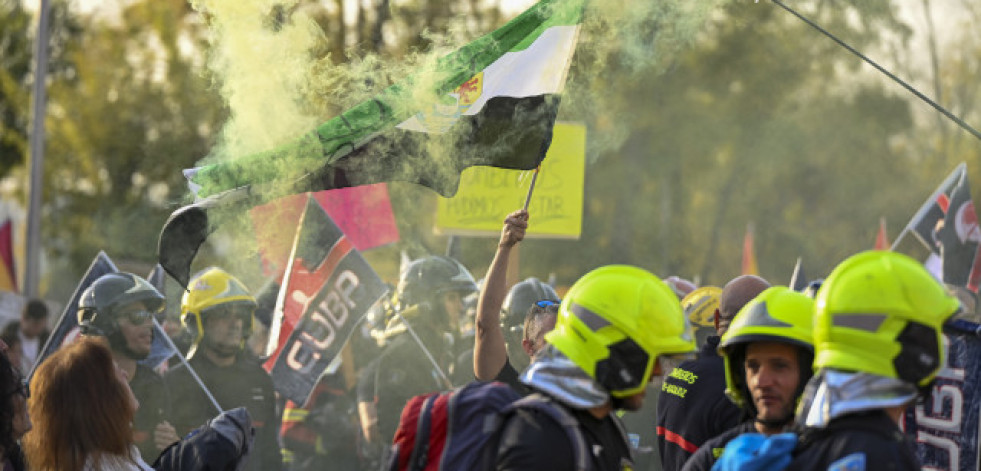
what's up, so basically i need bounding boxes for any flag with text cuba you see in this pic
[264,195,388,405]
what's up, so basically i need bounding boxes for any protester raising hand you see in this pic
[474,210,529,383]
[500,209,529,249]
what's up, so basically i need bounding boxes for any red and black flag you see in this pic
[264,195,388,405]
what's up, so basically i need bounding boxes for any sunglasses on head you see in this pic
[535,300,559,308]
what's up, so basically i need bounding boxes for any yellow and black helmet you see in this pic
[181,267,256,350]
[814,251,959,389]
[546,265,695,398]
[682,286,722,328]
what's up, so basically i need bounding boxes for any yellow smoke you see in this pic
[191,0,323,165]
[190,0,729,271]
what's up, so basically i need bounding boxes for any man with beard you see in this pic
[681,286,814,471]
[166,267,282,471]
[77,272,180,463]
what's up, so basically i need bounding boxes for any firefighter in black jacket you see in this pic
[166,267,282,471]
[785,251,959,471]
[681,286,815,471]
[713,251,960,471]
[493,265,697,471]
[655,275,769,470]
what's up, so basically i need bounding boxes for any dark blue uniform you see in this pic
[680,422,756,471]
[785,411,919,471]
[654,336,742,471]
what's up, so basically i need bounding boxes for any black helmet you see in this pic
[395,256,477,311]
[501,277,560,333]
[78,272,165,357]
[802,278,823,298]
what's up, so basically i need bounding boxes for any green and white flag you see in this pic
[186,0,585,200]
[161,0,585,288]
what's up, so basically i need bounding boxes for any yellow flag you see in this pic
[435,122,585,239]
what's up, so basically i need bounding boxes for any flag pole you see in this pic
[264,195,310,359]
[393,312,453,389]
[523,166,541,211]
[890,226,910,252]
[153,318,224,414]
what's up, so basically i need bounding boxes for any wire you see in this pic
[771,0,981,142]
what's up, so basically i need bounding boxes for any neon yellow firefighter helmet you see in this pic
[682,286,722,328]
[181,267,256,350]
[719,286,815,408]
[545,265,695,398]
[814,251,959,387]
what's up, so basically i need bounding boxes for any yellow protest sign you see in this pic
[436,122,585,239]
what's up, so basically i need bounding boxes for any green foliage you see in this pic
[0,0,33,175]
[3,0,980,300]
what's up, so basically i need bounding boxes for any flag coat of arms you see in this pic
[160,0,585,288]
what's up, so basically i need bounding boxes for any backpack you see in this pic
[385,381,594,471]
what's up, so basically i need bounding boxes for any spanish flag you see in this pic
[0,219,16,292]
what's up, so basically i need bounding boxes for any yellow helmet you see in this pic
[719,286,815,409]
[545,265,695,398]
[682,286,722,328]
[814,251,959,388]
[181,267,256,350]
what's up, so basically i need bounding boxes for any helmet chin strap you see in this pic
[119,344,150,361]
[108,331,151,361]
[203,335,241,359]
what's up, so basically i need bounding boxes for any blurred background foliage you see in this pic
[0,0,979,303]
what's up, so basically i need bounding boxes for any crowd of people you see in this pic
[0,207,965,470]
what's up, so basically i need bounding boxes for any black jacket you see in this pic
[356,328,456,445]
[492,357,532,396]
[655,336,742,471]
[785,410,920,471]
[131,363,172,463]
[494,396,633,471]
[166,352,281,471]
[680,421,757,471]
[153,407,253,471]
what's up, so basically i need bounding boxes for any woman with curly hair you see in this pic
[23,337,151,470]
